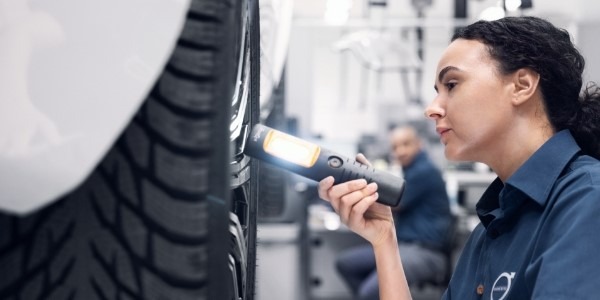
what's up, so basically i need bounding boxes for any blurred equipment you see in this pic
[307,206,369,300]
[332,0,429,110]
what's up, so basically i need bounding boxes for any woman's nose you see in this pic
[425,99,445,120]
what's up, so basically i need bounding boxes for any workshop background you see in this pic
[256,1,600,300]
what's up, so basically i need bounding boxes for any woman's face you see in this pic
[426,39,515,163]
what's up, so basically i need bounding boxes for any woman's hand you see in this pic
[318,153,396,246]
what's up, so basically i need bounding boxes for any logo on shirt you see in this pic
[491,272,516,300]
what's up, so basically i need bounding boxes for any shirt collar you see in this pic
[476,130,580,227]
[505,130,580,206]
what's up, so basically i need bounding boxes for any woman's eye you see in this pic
[445,82,457,90]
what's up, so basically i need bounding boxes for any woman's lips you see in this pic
[436,127,451,142]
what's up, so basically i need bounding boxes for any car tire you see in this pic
[0,0,259,299]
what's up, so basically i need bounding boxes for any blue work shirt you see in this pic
[444,130,600,299]
[394,151,451,250]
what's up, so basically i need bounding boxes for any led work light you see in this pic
[244,124,405,207]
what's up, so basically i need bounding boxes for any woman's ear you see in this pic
[512,68,541,106]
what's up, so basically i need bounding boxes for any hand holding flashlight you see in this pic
[317,153,385,216]
[244,124,405,207]
[317,173,398,246]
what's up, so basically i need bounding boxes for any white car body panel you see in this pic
[0,0,294,215]
[259,0,293,111]
[0,0,190,214]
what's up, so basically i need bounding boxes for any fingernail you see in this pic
[368,182,378,189]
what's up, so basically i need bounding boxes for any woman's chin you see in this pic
[443,147,466,162]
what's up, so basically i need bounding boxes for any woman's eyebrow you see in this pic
[434,66,460,92]
[438,66,460,83]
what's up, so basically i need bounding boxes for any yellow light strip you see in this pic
[263,130,321,168]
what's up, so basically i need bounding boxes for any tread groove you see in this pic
[150,86,217,119]
[0,221,74,298]
[37,256,75,300]
[0,204,59,256]
[90,277,111,300]
[145,99,215,152]
[92,172,208,244]
[156,71,217,113]
[89,245,140,299]
[186,11,223,24]
[90,235,207,289]
[177,38,219,52]
[165,64,214,82]
[116,140,209,201]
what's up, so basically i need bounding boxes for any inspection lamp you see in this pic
[244,124,405,207]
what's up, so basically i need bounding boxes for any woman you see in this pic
[318,16,600,300]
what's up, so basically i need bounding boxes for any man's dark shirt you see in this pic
[394,151,452,250]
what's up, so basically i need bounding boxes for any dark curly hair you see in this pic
[453,16,600,159]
